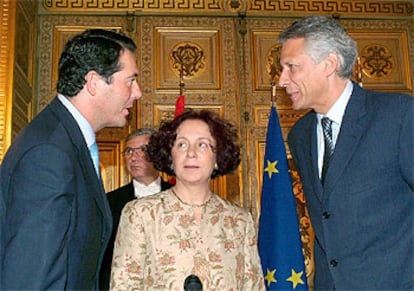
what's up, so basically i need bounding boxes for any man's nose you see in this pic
[132,82,142,100]
[278,68,289,88]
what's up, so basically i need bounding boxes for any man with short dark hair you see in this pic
[0,29,142,289]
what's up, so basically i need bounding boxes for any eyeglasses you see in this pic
[122,145,147,157]
[173,140,216,153]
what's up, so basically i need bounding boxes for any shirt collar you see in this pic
[133,177,162,198]
[317,80,353,125]
[133,176,162,188]
[58,94,95,147]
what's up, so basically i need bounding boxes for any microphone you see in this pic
[184,274,202,291]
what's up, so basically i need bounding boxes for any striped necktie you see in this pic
[89,142,101,178]
[321,117,334,183]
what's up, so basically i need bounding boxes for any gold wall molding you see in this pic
[41,0,413,18]
[0,0,15,161]
[11,0,37,139]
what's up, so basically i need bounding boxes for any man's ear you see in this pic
[324,52,339,77]
[85,70,99,95]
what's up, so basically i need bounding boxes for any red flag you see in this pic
[169,94,184,185]
[174,95,185,118]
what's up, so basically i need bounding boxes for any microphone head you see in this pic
[184,274,202,291]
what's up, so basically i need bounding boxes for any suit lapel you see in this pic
[127,182,135,200]
[49,98,113,234]
[323,85,368,198]
[307,116,324,202]
[295,113,324,202]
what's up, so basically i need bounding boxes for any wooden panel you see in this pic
[350,30,412,93]
[98,141,123,193]
[153,104,224,125]
[13,0,37,136]
[251,31,282,91]
[154,28,221,91]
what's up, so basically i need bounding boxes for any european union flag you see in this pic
[258,105,308,290]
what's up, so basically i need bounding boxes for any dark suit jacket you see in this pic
[288,83,413,289]
[99,179,172,290]
[0,97,112,290]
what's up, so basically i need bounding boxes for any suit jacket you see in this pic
[99,179,172,290]
[0,97,112,290]
[288,83,413,289]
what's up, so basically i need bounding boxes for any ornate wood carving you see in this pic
[41,0,413,18]
[362,44,394,79]
[154,28,220,91]
[350,30,412,92]
[170,42,206,78]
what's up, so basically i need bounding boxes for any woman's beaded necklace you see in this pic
[171,188,211,208]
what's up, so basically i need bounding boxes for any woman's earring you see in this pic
[214,163,219,170]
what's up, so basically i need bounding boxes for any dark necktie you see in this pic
[321,117,334,183]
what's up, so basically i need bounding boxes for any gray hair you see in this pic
[278,15,357,78]
[125,128,156,143]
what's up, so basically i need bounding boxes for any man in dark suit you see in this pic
[0,29,142,289]
[278,16,413,289]
[100,128,172,289]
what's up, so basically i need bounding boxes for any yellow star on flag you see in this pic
[264,268,277,287]
[264,159,279,179]
[286,268,305,289]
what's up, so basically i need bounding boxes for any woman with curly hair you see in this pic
[110,110,265,290]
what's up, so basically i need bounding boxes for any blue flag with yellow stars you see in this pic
[258,105,308,290]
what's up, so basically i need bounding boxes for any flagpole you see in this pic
[174,64,185,118]
[270,81,277,107]
[179,64,185,96]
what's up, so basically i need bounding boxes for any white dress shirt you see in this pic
[133,176,162,198]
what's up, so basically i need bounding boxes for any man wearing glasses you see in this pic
[99,128,172,290]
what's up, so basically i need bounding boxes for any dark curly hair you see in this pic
[147,109,241,179]
[57,29,137,97]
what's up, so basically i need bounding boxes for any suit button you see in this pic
[330,259,338,267]
[323,211,330,219]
